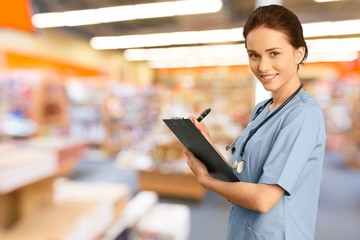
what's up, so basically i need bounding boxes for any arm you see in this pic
[185,150,284,213]
[186,115,284,212]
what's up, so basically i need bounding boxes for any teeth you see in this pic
[262,74,276,80]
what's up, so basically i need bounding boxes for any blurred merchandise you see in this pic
[0,114,37,137]
[65,79,161,158]
[25,136,87,175]
[0,69,69,139]
[65,77,109,151]
[104,191,191,240]
[133,203,190,240]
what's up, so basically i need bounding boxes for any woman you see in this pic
[185,4,326,240]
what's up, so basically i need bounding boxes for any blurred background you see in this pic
[0,0,359,239]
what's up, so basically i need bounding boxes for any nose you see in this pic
[259,57,271,72]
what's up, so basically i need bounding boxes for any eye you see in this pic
[248,53,260,60]
[270,51,279,57]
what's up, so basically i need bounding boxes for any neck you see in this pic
[270,82,303,110]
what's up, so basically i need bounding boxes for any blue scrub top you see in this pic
[227,91,326,240]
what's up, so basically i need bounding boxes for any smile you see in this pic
[260,74,277,82]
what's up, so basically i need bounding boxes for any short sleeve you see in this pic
[259,106,324,196]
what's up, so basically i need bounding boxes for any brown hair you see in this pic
[243,4,308,65]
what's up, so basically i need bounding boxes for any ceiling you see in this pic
[31,0,360,41]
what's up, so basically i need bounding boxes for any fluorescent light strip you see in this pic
[124,44,250,68]
[127,44,249,68]
[123,38,360,68]
[307,38,360,52]
[314,0,344,2]
[124,44,247,61]
[307,51,358,63]
[149,57,248,68]
[32,0,223,28]
[91,28,244,49]
[90,19,360,50]
[302,19,360,38]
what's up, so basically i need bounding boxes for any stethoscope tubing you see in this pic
[238,83,304,159]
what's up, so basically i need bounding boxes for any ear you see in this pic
[295,46,306,64]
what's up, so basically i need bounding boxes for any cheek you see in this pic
[249,61,259,74]
[273,56,297,72]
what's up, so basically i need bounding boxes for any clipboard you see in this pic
[163,118,239,182]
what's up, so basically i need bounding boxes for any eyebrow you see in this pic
[247,47,282,53]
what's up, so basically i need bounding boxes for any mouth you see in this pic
[259,73,278,83]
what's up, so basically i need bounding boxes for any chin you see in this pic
[260,81,275,92]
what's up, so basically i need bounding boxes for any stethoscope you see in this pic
[228,83,304,174]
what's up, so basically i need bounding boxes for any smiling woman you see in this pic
[184,4,326,240]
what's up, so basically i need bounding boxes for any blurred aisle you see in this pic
[68,150,360,240]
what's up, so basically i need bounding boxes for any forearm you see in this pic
[199,175,284,213]
[184,149,284,213]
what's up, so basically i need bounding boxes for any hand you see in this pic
[184,149,211,184]
[188,116,214,145]
[189,115,225,158]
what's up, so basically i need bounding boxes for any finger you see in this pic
[184,149,194,159]
[192,117,203,129]
[199,121,210,134]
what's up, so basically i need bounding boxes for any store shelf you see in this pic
[0,201,111,240]
[0,137,87,232]
[138,169,206,201]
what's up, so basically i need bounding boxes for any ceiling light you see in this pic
[90,28,244,49]
[124,44,247,61]
[307,51,358,63]
[32,0,223,28]
[125,44,249,68]
[302,19,360,38]
[307,38,360,52]
[149,57,248,68]
[314,0,344,2]
[122,37,360,68]
[89,19,360,50]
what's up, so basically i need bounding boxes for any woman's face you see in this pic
[246,26,304,93]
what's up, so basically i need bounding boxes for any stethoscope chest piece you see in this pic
[233,159,245,174]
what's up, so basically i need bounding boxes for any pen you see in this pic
[197,108,211,122]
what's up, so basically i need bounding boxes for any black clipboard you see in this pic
[163,118,239,182]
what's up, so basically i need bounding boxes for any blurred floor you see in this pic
[315,151,360,240]
[68,150,360,240]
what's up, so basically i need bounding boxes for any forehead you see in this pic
[246,26,292,51]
